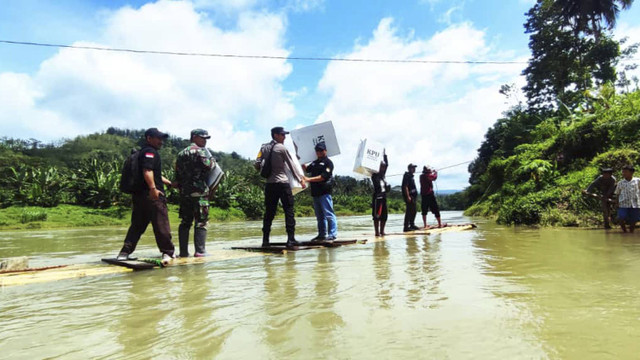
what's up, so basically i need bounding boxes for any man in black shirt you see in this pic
[117,128,176,262]
[303,142,338,241]
[402,163,419,232]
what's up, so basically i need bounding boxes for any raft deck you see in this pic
[1,225,475,287]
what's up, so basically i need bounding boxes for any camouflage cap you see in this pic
[190,129,211,139]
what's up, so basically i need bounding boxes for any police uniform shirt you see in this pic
[139,145,164,193]
[402,172,417,199]
[307,156,334,197]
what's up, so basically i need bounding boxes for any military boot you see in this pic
[178,224,191,257]
[194,227,207,256]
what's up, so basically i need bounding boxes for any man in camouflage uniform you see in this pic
[175,129,215,257]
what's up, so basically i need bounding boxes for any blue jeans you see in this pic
[312,194,338,238]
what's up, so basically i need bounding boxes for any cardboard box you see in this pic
[290,121,341,164]
[284,153,306,195]
[353,139,385,176]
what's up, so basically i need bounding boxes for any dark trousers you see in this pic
[120,193,175,256]
[404,198,417,228]
[263,183,296,241]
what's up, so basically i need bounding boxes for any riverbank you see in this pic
[0,203,409,231]
[0,204,247,231]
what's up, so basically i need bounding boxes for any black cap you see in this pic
[314,142,327,151]
[623,165,635,172]
[408,163,417,170]
[145,128,169,139]
[600,167,613,173]
[271,126,290,136]
[422,166,429,173]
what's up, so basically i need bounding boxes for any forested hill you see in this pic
[461,0,640,226]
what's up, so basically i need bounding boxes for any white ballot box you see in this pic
[353,139,385,176]
[285,153,306,195]
[290,121,341,164]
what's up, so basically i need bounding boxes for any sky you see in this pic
[1,0,640,189]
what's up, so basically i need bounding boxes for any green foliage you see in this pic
[71,159,125,208]
[516,159,556,184]
[235,186,264,220]
[20,209,47,223]
[522,0,624,110]
[591,148,640,172]
[8,166,66,207]
[464,87,640,226]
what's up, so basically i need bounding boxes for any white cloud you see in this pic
[0,0,294,157]
[193,0,323,13]
[616,22,640,85]
[316,18,525,189]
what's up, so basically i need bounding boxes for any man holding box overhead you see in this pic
[255,127,306,248]
[303,142,338,241]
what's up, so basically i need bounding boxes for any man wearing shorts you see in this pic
[614,165,640,233]
[420,166,442,228]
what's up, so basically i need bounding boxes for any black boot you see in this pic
[194,227,207,256]
[262,232,270,248]
[286,233,300,248]
[178,224,191,257]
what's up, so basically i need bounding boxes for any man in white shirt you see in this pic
[613,165,640,233]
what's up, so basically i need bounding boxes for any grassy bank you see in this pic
[0,204,245,231]
[0,197,411,231]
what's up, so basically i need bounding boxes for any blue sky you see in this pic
[1,0,640,189]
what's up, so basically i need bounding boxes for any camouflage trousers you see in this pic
[179,196,210,228]
[178,196,210,256]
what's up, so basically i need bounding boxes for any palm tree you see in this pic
[554,0,633,38]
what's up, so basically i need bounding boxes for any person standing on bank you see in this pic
[402,163,419,232]
[582,167,616,229]
[117,128,176,262]
[613,165,640,233]
[372,151,390,237]
[303,142,338,242]
[255,127,306,248]
[175,129,216,257]
[420,166,443,228]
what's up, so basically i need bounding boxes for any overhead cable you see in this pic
[0,40,528,64]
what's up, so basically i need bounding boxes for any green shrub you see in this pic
[591,148,640,173]
[20,209,48,223]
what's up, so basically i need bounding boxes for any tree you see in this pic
[555,0,633,38]
[522,0,622,110]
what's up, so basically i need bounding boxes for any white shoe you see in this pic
[161,253,175,266]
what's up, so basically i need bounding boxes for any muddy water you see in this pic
[1,212,639,359]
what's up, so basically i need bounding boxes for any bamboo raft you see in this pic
[0,224,476,287]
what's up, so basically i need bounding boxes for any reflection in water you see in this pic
[115,275,161,358]
[404,235,444,308]
[472,227,640,358]
[422,234,445,307]
[262,255,300,357]
[308,250,344,349]
[373,241,392,308]
[174,268,229,359]
[404,237,423,306]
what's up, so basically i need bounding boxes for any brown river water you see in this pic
[1,211,640,359]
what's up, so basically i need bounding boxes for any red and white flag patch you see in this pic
[145,152,155,158]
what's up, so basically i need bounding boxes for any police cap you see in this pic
[145,128,169,139]
[271,126,290,136]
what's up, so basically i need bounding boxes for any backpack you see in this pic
[119,148,143,194]
[259,143,275,178]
